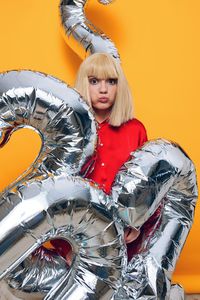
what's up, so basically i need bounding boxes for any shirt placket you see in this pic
[97,123,107,189]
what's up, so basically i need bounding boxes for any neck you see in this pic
[93,108,111,123]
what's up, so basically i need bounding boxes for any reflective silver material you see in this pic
[0,49,198,300]
[1,173,125,299]
[98,0,115,5]
[112,139,198,299]
[169,284,185,300]
[0,70,125,299]
[0,70,97,176]
[59,0,120,61]
[6,247,69,299]
[1,175,124,299]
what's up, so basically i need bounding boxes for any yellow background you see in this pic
[0,0,199,293]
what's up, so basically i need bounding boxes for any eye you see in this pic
[88,77,99,85]
[107,78,118,85]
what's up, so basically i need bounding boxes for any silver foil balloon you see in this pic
[0,70,97,176]
[1,174,125,300]
[111,139,198,299]
[0,70,125,299]
[0,3,198,299]
[29,140,199,299]
[0,76,198,299]
[59,0,120,61]
[169,284,185,300]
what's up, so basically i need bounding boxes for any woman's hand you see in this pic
[66,248,73,266]
[124,227,140,244]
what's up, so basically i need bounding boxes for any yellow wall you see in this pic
[0,0,199,293]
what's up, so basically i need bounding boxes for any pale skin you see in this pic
[88,76,117,123]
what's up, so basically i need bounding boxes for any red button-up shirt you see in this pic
[82,118,148,194]
[51,118,161,261]
[81,118,162,260]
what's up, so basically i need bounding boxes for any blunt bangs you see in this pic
[84,54,118,79]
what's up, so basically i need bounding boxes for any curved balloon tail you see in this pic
[59,0,120,61]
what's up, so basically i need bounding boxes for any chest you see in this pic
[96,124,139,165]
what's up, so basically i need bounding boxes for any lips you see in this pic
[98,97,109,103]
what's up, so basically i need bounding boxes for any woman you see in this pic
[52,53,155,261]
[75,52,148,245]
[75,53,147,197]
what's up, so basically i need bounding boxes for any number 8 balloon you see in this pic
[0,1,198,300]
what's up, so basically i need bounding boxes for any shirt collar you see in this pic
[97,117,109,129]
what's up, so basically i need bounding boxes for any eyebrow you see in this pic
[88,76,117,79]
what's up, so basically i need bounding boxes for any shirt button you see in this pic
[101,163,105,166]
[100,143,103,146]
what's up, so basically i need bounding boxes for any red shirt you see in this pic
[50,118,160,262]
[82,118,162,260]
[81,118,148,194]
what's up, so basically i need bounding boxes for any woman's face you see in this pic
[88,76,118,113]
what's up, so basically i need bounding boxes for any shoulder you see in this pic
[110,118,148,142]
[123,118,148,146]
[123,118,147,132]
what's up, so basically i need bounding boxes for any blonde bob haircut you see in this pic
[74,53,134,127]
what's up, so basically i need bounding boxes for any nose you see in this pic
[99,80,108,93]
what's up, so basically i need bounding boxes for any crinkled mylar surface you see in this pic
[0,0,198,299]
[0,70,198,300]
